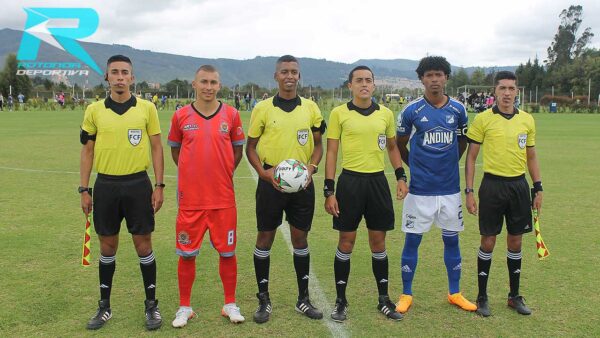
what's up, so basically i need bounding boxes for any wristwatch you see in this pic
[78,186,92,195]
[309,163,318,174]
[464,188,474,194]
[155,183,166,188]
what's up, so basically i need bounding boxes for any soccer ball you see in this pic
[274,159,309,193]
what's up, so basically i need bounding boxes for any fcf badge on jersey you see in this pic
[518,134,527,149]
[128,129,142,146]
[378,134,386,150]
[297,129,309,146]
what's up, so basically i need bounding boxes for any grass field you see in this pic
[1,107,599,337]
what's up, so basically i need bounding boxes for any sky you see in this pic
[3,0,600,67]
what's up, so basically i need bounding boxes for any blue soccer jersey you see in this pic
[396,96,468,196]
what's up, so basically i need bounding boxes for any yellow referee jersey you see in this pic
[467,106,536,177]
[82,97,161,175]
[327,102,396,173]
[248,96,323,166]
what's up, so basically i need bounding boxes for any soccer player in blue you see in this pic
[395,56,476,314]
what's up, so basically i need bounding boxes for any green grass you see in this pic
[0,108,599,337]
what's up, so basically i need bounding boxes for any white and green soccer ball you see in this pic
[274,159,309,193]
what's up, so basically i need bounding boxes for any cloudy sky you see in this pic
[3,0,600,67]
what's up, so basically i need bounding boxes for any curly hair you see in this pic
[416,56,451,79]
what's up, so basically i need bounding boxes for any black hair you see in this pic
[276,55,299,65]
[493,71,518,86]
[416,56,451,79]
[106,55,132,66]
[348,65,374,83]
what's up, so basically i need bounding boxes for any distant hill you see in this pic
[1,28,515,88]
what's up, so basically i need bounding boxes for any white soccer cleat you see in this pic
[172,306,196,328]
[222,303,245,323]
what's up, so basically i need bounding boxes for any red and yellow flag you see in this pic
[82,214,92,266]
[533,210,549,259]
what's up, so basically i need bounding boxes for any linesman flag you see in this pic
[82,214,92,266]
[533,210,549,259]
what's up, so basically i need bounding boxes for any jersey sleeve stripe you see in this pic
[168,140,181,147]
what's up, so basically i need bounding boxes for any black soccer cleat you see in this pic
[144,299,162,330]
[331,298,349,322]
[507,295,532,315]
[87,299,112,330]
[253,292,272,324]
[295,296,323,320]
[476,295,491,317]
[377,295,403,321]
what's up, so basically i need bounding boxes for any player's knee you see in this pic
[291,236,308,249]
[337,232,356,252]
[480,235,496,252]
[256,231,275,250]
[368,233,386,251]
[337,240,354,253]
[507,235,522,251]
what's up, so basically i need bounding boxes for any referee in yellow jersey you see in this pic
[324,66,408,322]
[79,55,165,330]
[465,71,543,317]
[246,55,325,323]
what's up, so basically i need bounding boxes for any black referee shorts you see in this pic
[478,173,532,236]
[333,169,395,232]
[255,165,315,232]
[93,171,155,236]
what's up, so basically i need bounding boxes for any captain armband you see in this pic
[80,128,96,145]
[456,124,468,137]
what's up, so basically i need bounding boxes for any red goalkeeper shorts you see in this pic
[175,207,237,258]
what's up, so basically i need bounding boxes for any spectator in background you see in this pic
[161,95,167,110]
[152,93,159,108]
[234,93,241,111]
[18,93,25,109]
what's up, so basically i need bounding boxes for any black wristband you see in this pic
[533,181,543,193]
[395,167,407,182]
[324,179,335,197]
[155,183,166,188]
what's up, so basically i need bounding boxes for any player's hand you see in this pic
[304,166,316,189]
[324,195,340,217]
[532,191,543,216]
[261,167,283,191]
[397,180,409,200]
[466,193,478,215]
[81,192,93,215]
[152,187,164,213]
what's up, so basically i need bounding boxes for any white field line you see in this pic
[243,155,350,338]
